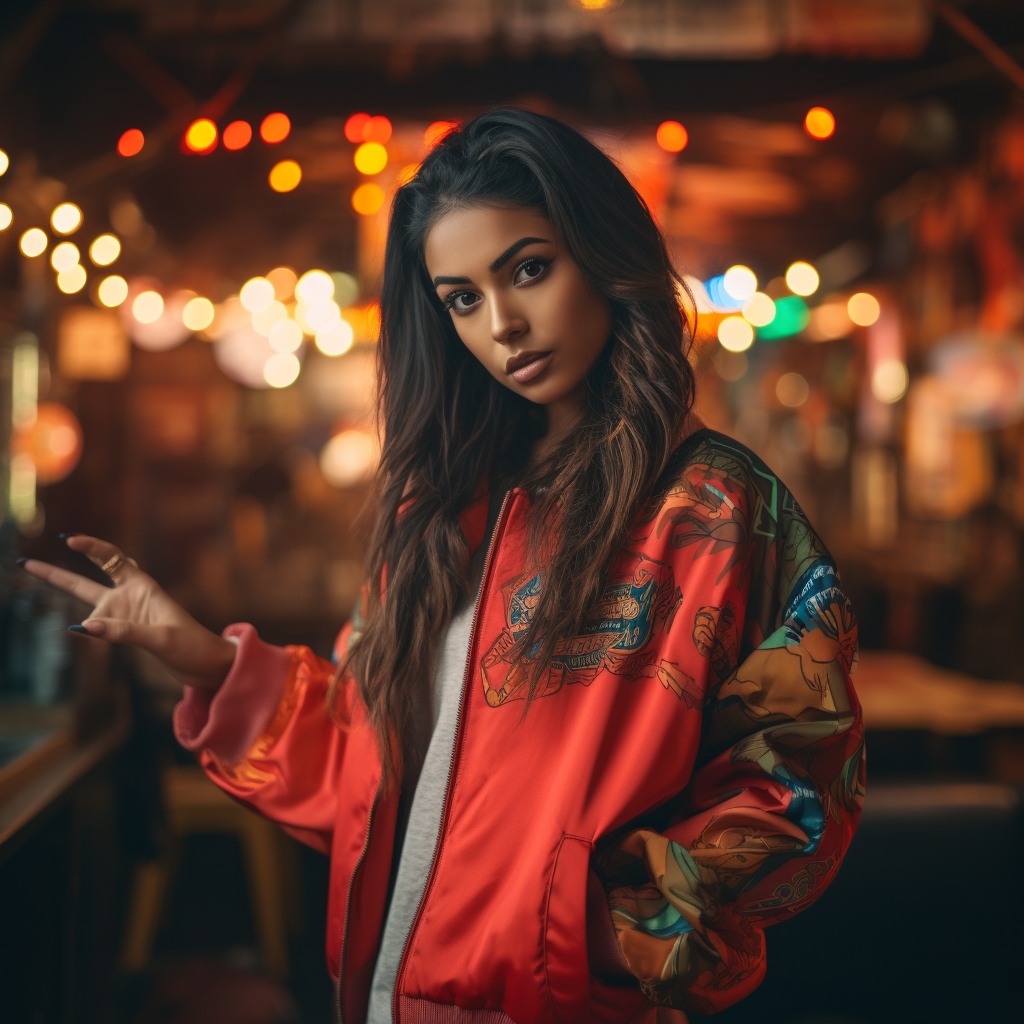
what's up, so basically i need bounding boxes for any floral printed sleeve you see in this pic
[597,439,865,1015]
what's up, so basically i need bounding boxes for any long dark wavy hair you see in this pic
[331,108,696,787]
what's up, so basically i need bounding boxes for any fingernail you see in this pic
[16,557,27,567]
[68,625,90,634]
[59,533,79,539]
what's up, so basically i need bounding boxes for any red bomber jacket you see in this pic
[174,428,864,1024]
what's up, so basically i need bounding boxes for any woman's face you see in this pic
[423,205,611,424]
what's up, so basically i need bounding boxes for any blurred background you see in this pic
[2,1,1024,1022]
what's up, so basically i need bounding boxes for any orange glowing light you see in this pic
[396,163,420,186]
[260,112,291,144]
[223,120,253,150]
[345,113,371,143]
[804,107,836,140]
[269,160,302,192]
[185,118,218,153]
[12,401,83,484]
[351,183,385,216]
[117,129,145,157]
[656,121,688,153]
[363,115,392,144]
[424,120,457,151]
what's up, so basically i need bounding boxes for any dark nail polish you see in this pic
[59,533,79,539]
[68,624,90,634]
[16,557,27,567]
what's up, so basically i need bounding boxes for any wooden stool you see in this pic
[121,765,291,979]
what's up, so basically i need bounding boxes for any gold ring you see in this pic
[101,552,130,576]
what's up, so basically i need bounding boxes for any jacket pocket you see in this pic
[543,833,593,1024]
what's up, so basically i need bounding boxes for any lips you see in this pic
[505,350,552,375]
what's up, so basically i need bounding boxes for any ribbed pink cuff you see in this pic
[173,622,292,765]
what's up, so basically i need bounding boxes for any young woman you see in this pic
[22,109,864,1024]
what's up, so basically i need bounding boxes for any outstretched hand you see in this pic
[19,534,237,692]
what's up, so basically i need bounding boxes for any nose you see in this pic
[489,293,527,344]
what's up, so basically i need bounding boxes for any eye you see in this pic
[513,257,551,286]
[443,290,481,315]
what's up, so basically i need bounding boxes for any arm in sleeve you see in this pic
[173,609,364,856]
[599,553,864,1015]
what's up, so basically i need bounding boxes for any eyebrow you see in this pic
[431,236,551,287]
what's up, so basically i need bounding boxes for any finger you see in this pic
[71,617,164,648]
[63,534,141,580]
[20,558,110,606]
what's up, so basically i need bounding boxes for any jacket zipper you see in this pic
[390,488,514,1024]
[335,782,383,1024]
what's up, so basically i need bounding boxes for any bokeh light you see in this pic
[804,107,836,140]
[295,270,334,304]
[807,301,853,341]
[344,113,371,143]
[51,203,82,235]
[57,265,87,294]
[741,292,776,328]
[320,429,377,487]
[223,120,253,150]
[240,276,275,313]
[89,234,120,266]
[776,372,810,407]
[0,149,8,175]
[51,242,80,272]
[718,316,755,353]
[19,228,47,257]
[269,318,303,353]
[363,116,392,144]
[331,272,359,307]
[722,265,757,302]
[352,182,385,215]
[267,266,298,300]
[0,203,12,230]
[396,163,419,187]
[424,120,457,151]
[132,290,164,324]
[12,402,83,485]
[848,291,881,326]
[185,118,218,153]
[264,351,301,388]
[757,295,810,339]
[117,129,144,157]
[785,261,820,296]
[656,121,688,153]
[269,160,302,192]
[872,358,909,403]
[354,142,388,175]
[303,299,341,333]
[260,113,291,144]
[252,300,287,336]
[316,319,354,356]
[182,296,215,331]
[97,275,128,307]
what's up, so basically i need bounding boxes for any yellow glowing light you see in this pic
[252,300,287,336]
[97,275,128,307]
[269,159,302,192]
[303,299,341,333]
[185,118,218,153]
[848,292,881,327]
[89,233,121,266]
[132,290,164,324]
[51,203,82,235]
[316,319,354,356]
[20,228,48,257]
[269,318,303,353]
[804,107,836,140]
[352,182,385,216]
[741,292,776,328]
[777,372,810,407]
[182,296,215,331]
[0,203,11,230]
[295,270,334,305]
[263,351,301,388]
[722,265,757,302]
[320,429,376,487]
[656,121,688,153]
[50,242,80,272]
[240,276,275,313]
[267,266,297,300]
[785,261,820,297]
[0,149,8,175]
[354,141,388,175]
[718,316,754,353]
[872,358,908,404]
[57,265,86,294]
